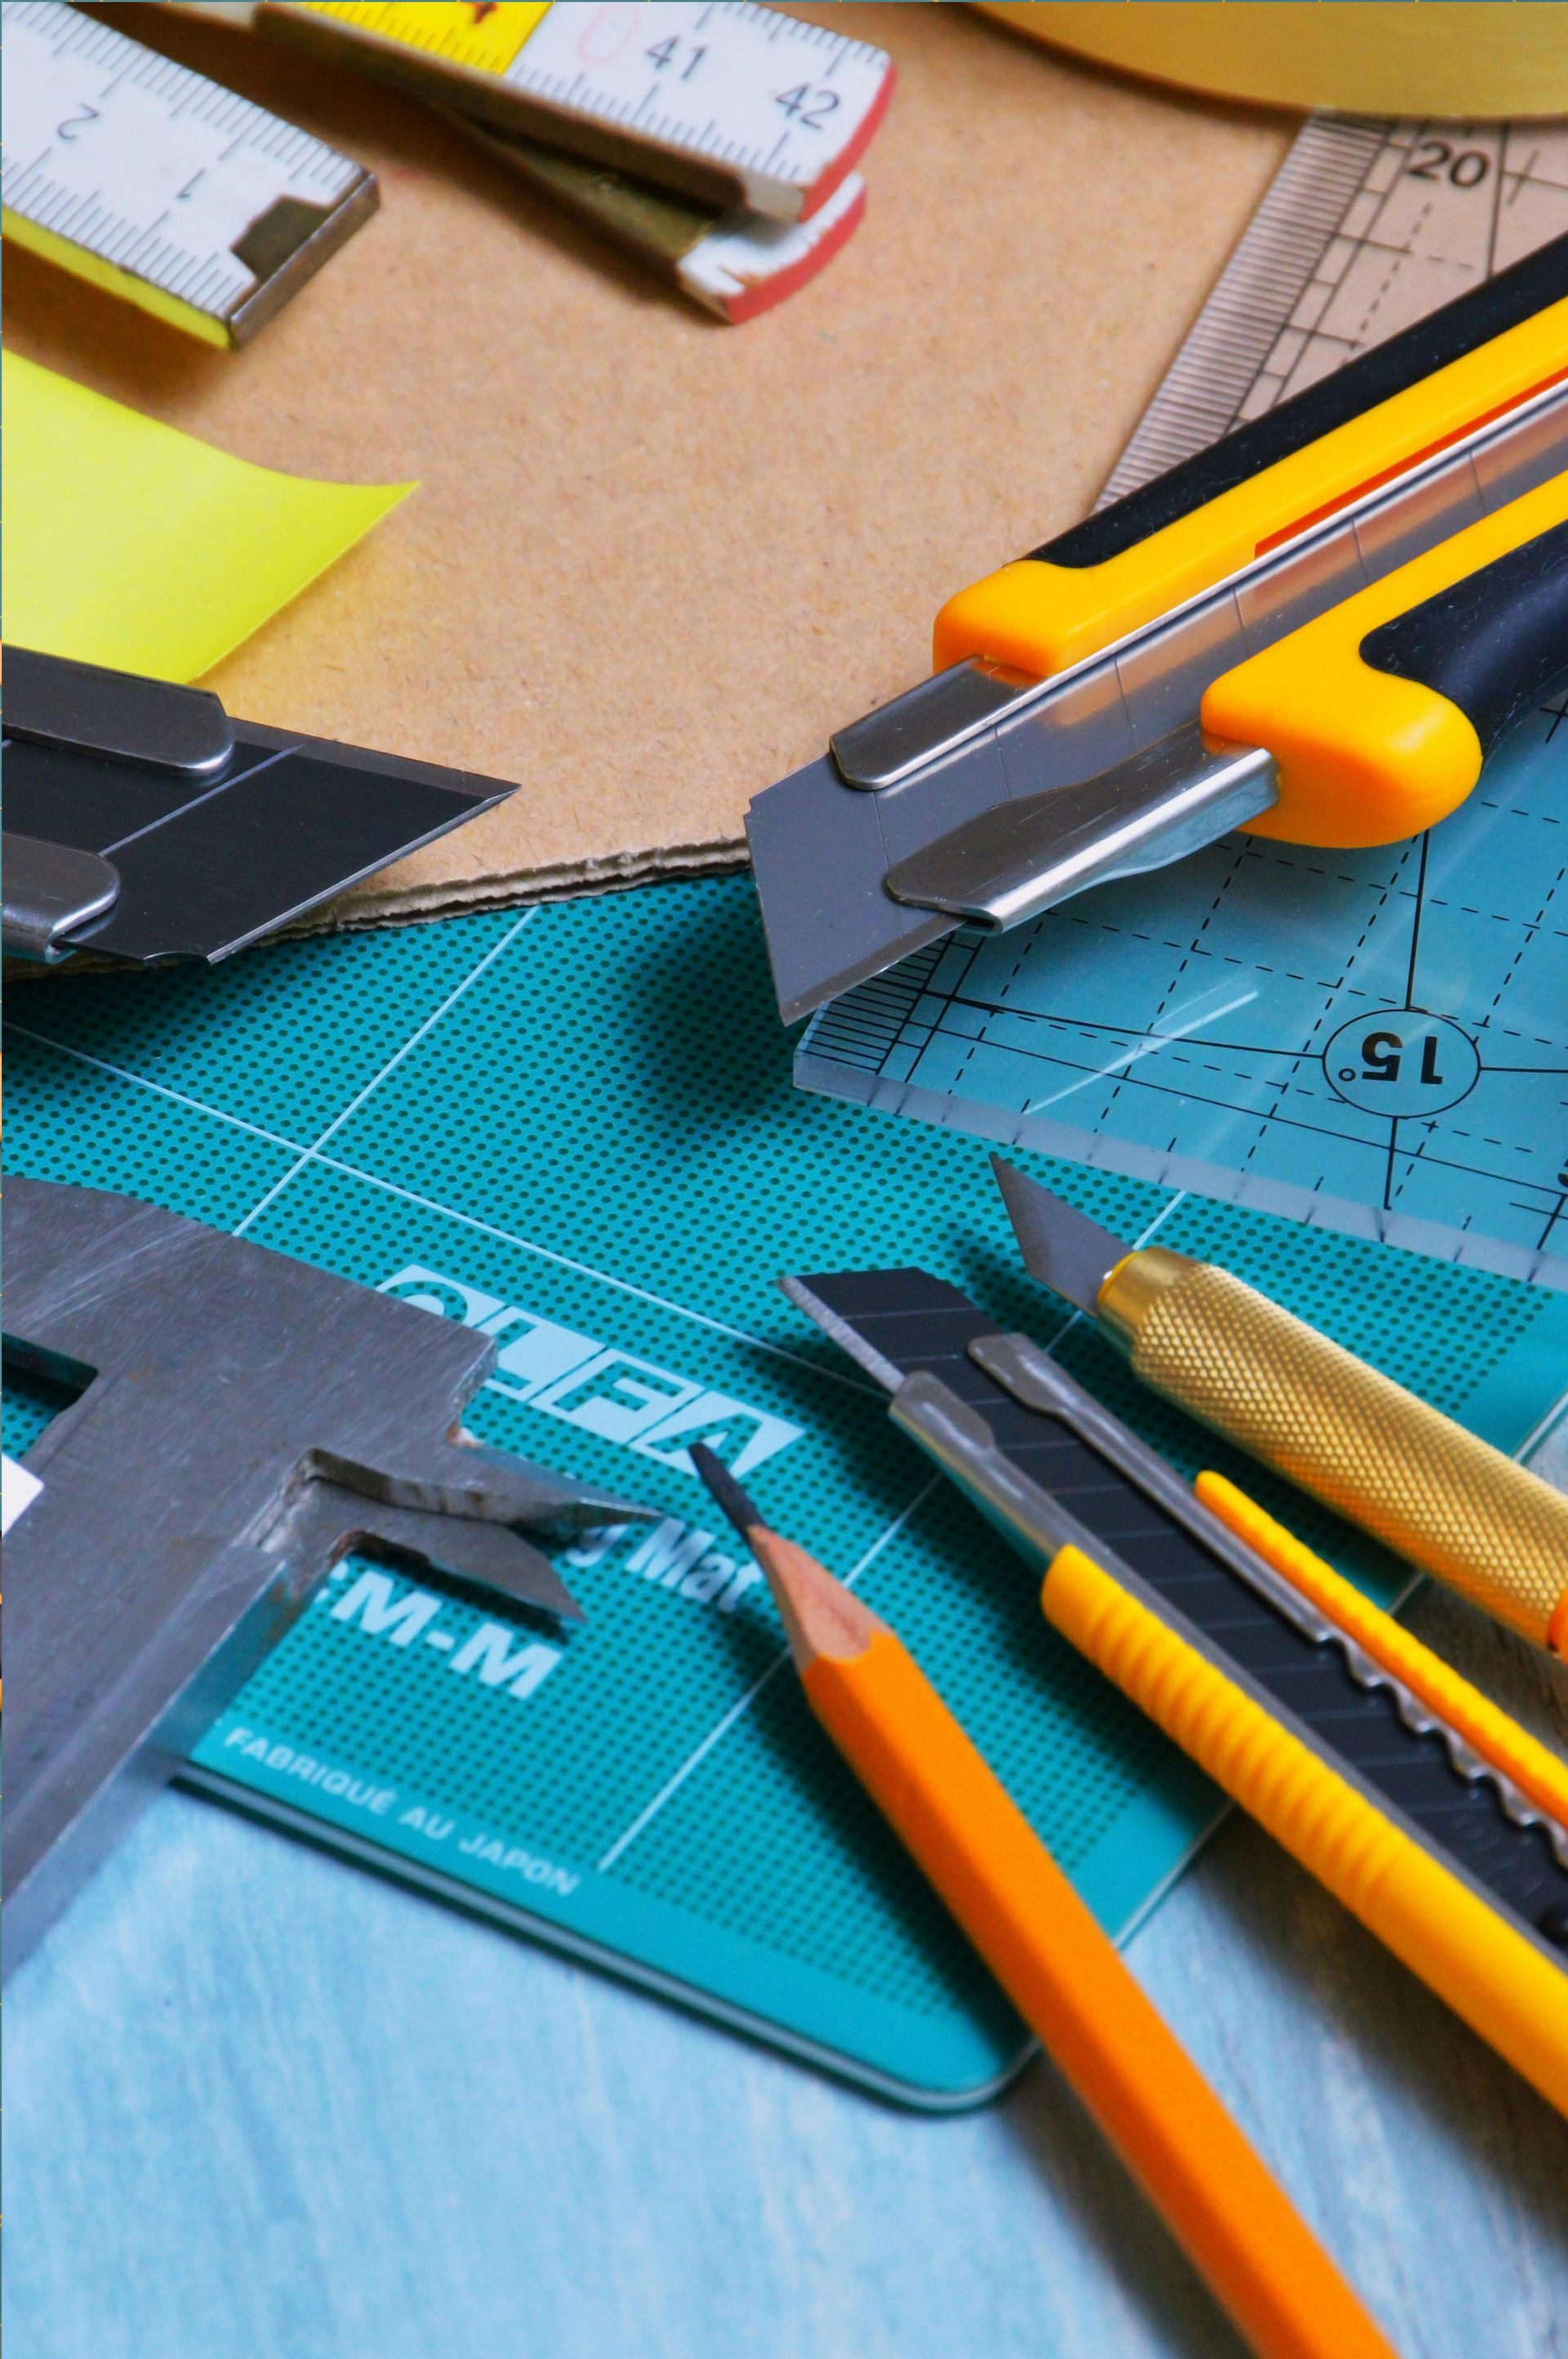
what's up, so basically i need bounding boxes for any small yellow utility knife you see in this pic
[782,1255,1568,2116]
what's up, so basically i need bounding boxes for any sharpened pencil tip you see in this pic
[690,1446,880,1666]
[689,1443,764,1537]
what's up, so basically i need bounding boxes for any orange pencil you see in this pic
[688,1447,1398,2359]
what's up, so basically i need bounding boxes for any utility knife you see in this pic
[749,234,1568,1023]
[2,646,514,966]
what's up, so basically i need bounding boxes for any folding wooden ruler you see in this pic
[0,0,378,344]
[169,0,893,319]
[225,2,893,221]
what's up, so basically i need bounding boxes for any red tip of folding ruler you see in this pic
[713,177,867,325]
[797,60,895,221]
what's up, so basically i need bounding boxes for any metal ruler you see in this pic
[241,2,894,221]
[795,114,1568,1294]
[1,0,376,346]
[1102,114,1568,501]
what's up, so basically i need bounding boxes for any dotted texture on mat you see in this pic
[5,878,1557,2055]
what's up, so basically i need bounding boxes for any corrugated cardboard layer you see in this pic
[5,5,1290,928]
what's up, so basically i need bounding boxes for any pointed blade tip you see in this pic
[990,1157,1124,1314]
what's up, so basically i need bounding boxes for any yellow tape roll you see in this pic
[976,3,1568,119]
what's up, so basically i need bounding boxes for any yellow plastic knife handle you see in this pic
[1041,1541,1568,2118]
[1200,471,1568,844]
[1096,1249,1568,1651]
[933,234,1568,678]
[1196,1472,1568,1839]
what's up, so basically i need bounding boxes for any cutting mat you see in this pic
[6,876,1567,2103]
[797,115,1568,1291]
[799,690,1568,1288]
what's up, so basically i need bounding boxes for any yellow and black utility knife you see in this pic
[781,1257,1568,2117]
[749,234,1568,1023]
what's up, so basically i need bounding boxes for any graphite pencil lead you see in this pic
[689,1444,878,1668]
[688,1443,765,1539]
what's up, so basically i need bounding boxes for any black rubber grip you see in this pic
[1361,518,1568,756]
[1032,233,1568,570]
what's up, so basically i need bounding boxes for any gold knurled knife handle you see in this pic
[1098,1250,1568,1648]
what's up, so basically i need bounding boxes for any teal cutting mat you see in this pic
[6,877,1566,2107]
[799,693,1568,1291]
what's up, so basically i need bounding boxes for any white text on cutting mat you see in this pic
[381,1264,804,1481]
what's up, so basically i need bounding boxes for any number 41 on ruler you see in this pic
[252,2,897,220]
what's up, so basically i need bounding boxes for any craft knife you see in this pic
[748,234,1568,1023]
[992,1157,1568,1652]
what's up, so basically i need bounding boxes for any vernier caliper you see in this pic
[3,1177,648,1972]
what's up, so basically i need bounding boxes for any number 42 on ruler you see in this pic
[252,2,897,220]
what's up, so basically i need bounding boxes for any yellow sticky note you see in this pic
[2,352,414,680]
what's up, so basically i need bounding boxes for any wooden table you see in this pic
[10,1559,1568,2359]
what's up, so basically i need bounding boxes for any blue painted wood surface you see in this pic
[11,1585,1568,2359]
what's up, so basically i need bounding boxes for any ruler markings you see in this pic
[471,0,890,196]
[1100,114,1393,497]
[1485,120,1506,279]
[2,0,372,337]
[296,0,885,204]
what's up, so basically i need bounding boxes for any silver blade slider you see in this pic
[885,720,1277,930]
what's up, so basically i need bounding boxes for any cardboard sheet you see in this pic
[2,4,1291,925]
[2,352,410,681]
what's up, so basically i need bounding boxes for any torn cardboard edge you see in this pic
[5,837,753,981]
